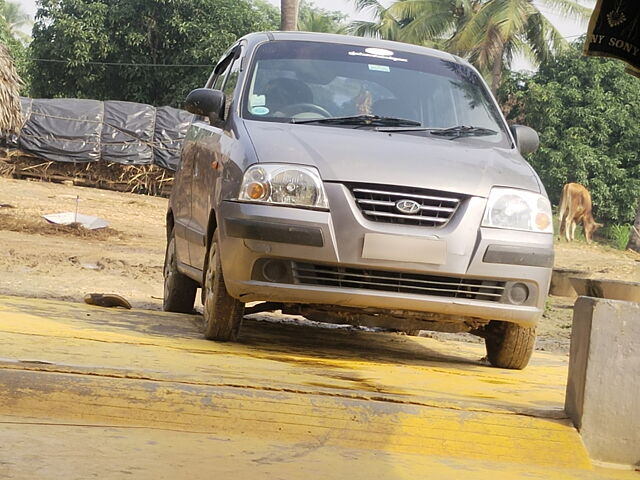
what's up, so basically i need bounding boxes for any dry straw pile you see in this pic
[0,150,174,197]
[0,43,22,134]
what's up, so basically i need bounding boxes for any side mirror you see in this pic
[510,125,539,155]
[184,88,225,124]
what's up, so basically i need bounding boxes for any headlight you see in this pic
[482,187,552,233]
[238,164,329,209]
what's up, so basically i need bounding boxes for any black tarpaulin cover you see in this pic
[102,101,155,165]
[20,98,103,163]
[7,97,193,171]
[153,106,194,171]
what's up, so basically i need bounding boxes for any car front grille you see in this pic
[347,183,463,227]
[292,263,505,302]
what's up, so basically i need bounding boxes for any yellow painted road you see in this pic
[0,295,636,479]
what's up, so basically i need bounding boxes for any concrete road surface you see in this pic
[0,295,636,479]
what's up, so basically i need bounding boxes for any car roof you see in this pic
[239,31,466,66]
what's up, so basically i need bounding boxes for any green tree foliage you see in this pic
[2,0,32,44]
[28,0,279,106]
[0,0,30,93]
[298,1,347,33]
[350,0,590,93]
[499,42,640,224]
[253,0,281,30]
[0,0,9,42]
[252,0,347,34]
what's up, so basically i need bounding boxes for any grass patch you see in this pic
[599,224,632,250]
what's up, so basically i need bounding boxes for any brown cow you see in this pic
[558,183,603,243]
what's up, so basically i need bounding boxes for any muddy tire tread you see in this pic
[163,233,197,313]
[485,321,536,370]
[203,237,244,341]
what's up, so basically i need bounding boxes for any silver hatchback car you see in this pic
[163,31,553,369]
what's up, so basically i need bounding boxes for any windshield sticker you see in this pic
[250,94,266,106]
[368,64,390,72]
[348,49,408,63]
[365,48,393,56]
[251,106,270,115]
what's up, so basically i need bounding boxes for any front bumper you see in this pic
[218,183,553,328]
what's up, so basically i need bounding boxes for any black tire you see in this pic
[163,231,197,313]
[202,236,244,341]
[484,321,536,370]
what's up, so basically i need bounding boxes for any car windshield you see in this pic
[242,40,510,146]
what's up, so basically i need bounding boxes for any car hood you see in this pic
[243,120,541,197]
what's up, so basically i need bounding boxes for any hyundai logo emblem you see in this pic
[395,199,421,214]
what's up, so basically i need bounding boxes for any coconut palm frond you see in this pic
[348,20,385,38]
[349,0,402,40]
[352,0,388,17]
[521,12,567,66]
[452,0,527,55]
[390,0,461,45]
[540,0,592,20]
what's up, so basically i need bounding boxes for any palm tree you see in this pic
[352,0,591,93]
[348,0,403,40]
[382,0,478,48]
[1,1,31,44]
[281,0,299,30]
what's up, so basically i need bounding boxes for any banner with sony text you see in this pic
[584,0,639,77]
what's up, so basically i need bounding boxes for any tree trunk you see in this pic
[627,201,640,252]
[280,0,298,31]
[490,50,503,95]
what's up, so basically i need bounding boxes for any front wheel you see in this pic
[163,231,197,313]
[484,321,536,370]
[202,236,244,341]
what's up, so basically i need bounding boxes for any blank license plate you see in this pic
[362,233,446,265]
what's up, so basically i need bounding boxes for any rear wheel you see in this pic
[484,321,536,370]
[202,236,244,341]
[163,231,197,313]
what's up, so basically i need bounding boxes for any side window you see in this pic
[205,49,237,90]
[212,61,231,90]
[221,55,242,119]
[223,56,241,98]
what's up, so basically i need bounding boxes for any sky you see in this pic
[16,0,594,71]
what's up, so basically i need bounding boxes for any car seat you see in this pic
[263,78,314,114]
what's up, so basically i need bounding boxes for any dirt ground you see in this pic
[1,176,638,354]
[0,177,167,311]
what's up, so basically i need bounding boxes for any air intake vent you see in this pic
[292,263,504,302]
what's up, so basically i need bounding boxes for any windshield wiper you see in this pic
[291,114,422,127]
[430,125,498,139]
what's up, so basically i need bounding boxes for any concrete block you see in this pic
[565,297,640,467]
[549,268,583,298]
[569,278,640,303]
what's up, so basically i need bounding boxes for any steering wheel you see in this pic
[280,103,332,118]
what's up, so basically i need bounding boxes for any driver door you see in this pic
[189,46,242,272]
